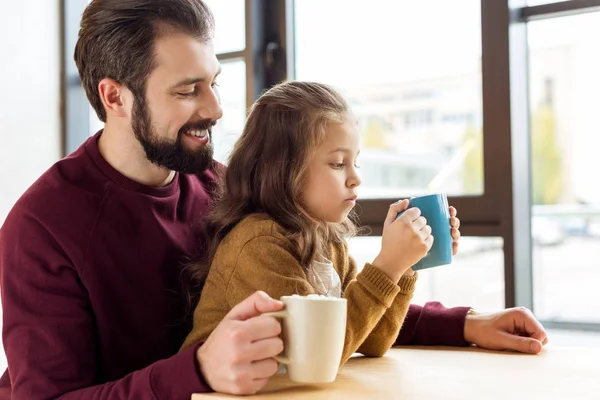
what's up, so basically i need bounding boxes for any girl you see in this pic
[181,81,460,364]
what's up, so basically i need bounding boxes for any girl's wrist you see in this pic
[372,253,410,283]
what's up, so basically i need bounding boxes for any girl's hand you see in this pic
[450,206,460,256]
[372,200,433,283]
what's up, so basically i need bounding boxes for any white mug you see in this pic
[264,295,347,383]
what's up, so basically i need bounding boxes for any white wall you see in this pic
[0,0,61,225]
[0,0,61,372]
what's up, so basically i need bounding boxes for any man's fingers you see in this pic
[525,325,548,344]
[249,378,270,395]
[499,331,543,354]
[225,291,283,321]
[243,315,283,342]
[251,358,280,380]
[243,320,284,359]
[247,360,280,395]
[517,308,548,343]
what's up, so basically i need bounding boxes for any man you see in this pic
[0,0,548,399]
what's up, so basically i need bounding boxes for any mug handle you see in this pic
[262,310,291,364]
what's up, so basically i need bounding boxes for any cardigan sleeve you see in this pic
[224,235,403,365]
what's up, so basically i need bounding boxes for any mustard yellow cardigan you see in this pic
[181,213,417,364]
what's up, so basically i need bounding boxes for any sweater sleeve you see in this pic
[0,212,210,400]
[356,263,418,356]
[222,235,402,366]
[395,302,471,346]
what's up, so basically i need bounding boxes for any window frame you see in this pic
[61,0,600,331]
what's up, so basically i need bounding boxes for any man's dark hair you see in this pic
[74,0,215,122]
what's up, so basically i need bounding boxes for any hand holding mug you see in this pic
[372,199,433,283]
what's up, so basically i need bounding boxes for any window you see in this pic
[204,0,248,164]
[211,60,246,164]
[204,0,245,54]
[292,0,506,315]
[349,236,505,310]
[59,0,600,332]
[294,0,484,199]
[528,12,600,324]
[528,0,569,5]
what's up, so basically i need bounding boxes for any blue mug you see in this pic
[396,194,453,271]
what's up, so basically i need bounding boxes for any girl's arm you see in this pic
[224,234,403,365]
[347,255,418,357]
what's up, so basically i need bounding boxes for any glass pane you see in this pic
[212,60,246,164]
[90,105,103,136]
[348,236,505,310]
[294,0,483,199]
[204,0,245,54]
[527,0,568,5]
[528,13,600,323]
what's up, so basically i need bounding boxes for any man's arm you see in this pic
[395,302,471,346]
[0,212,210,400]
[56,346,209,400]
[397,303,550,354]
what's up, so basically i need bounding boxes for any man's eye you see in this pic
[177,91,196,98]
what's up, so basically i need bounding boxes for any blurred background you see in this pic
[1,0,600,370]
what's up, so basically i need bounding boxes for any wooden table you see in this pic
[192,345,600,399]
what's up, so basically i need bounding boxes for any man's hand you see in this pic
[464,307,549,354]
[196,291,285,395]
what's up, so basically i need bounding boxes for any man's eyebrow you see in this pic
[170,66,222,88]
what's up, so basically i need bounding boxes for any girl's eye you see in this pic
[330,163,345,170]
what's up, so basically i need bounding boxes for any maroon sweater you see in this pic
[0,132,469,399]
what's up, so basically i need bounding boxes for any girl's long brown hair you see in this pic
[189,81,358,290]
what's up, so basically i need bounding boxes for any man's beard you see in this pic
[131,96,215,174]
